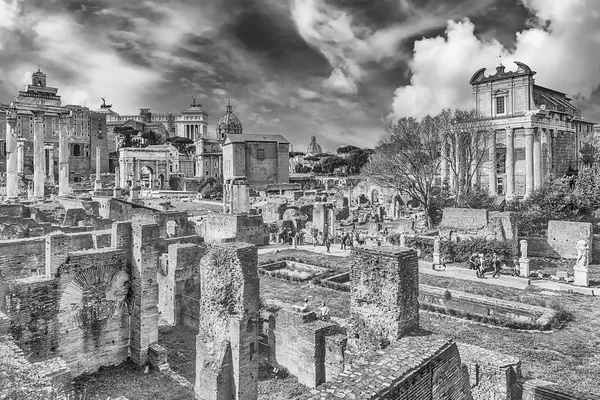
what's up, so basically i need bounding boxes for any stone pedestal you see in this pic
[519,257,530,278]
[433,252,441,265]
[573,265,589,287]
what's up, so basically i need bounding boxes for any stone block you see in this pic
[573,265,589,287]
[148,343,168,370]
[556,270,568,280]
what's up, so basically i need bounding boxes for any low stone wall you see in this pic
[420,285,555,329]
[547,220,593,261]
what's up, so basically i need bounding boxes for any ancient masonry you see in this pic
[195,243,260,400]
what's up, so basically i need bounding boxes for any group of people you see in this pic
[302,298,330,321]
[468,252,521,278]
[274,229,305,246]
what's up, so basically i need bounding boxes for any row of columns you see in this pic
[5,110,71,201]
[185,124,202,140]
[441,126,553,200]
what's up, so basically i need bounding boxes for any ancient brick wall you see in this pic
[262,200,288,223]
[130,222,160,365]
[267,307,345,388]
[547,220,593,261]
[157,243,203,326]
[2,275,59,360]
[202,214,268,246]
[93,230,112,249]
[458,343,522,400]
[440,208,518,245]
[196,243,259,400]
[45,232,95,277]
[440,208,489,231]
[0,204,31,218]
[56,248,130,376]
[0,237,46,279]
[349,247,419,352]
[553,131,577,173]
[522,379,598,400]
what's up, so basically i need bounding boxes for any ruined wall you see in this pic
[522,379,597,400]
[196,243,259,400]
[157,243,203,327]
[0,237,46,279]
[458,343,522,400]
[262,200,288,223]
[440,208,518,244]
[348,247,419,352]
[56,248,130,376]
[45,232,95,277]
[267,307,345,388]
[547,220,593,261]
[202,214,268,246]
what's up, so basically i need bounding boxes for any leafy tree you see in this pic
[320,155,347,174]
[166,136,194,154]
[141,128,166,146]
[289,151,306,158]
[579,142,598,167]
[197,176,223,199]
[363,114,444,228]
[114,125,137,148]
[337,145,360,155]
[346,148,374,174]
[440,109,493,200]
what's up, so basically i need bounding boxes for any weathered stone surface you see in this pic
[547,220,593,261]
[201,213,269,246]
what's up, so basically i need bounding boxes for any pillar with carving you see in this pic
[5,109,19,200]
[505,127,515,200]
[33,112,45,199]
[58,114,70,197]
[524,126,535,197]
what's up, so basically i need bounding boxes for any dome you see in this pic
[216,100,242,139]
[306,135,322,156]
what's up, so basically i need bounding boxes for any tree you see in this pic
[346,148,374,174]
[337,145,360,155]
[114,125,138,149]
[141,128,166,146]
[579,142,598,167]
[440,109,493,201]
[289,151,306,158]
[363,114,444,228]
[167,136,194,154]
[320,155,347,174]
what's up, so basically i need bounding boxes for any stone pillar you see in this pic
[114,166,121,198]
[488,131,497,195]
[440,141,448,186]
[58,114,70,197]
[505,127,515,200]
[524,127,534,198]
[33,112,45,200]
[533,129,542,189]
[130,222,159,365]
[541,128,549,181]
[16,138,26,175]
[519,239,530,278]
[46,145,55,183]
[5,109,19,201]
[94,147,102,190]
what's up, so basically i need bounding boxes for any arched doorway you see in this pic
[139,165,154,189]
[371,189,380,205]
[158,174,165,189]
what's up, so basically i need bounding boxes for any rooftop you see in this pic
[224,133,289,144]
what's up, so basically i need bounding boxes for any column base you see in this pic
[94,180,103,190]
[5,196,20,204]
[432,252,441,265]
[113,188,122,198]
[573,265,589,287]
[519,258,530,278]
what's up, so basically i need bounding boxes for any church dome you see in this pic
[306,135,322,156]
[216,100,242,139]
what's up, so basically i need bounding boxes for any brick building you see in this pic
[0,70,110,185]
[223,134,290,189]
[442,61,596,199]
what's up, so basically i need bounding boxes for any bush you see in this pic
[387,236,513,262]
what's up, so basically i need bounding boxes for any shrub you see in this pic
[388,236,513,262]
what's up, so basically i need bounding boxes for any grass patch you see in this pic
[259,250,351,272]
[73,360,194,400]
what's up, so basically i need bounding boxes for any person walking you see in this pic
[478,253,487,279]
[325,238,331,253]
[491,252,501,278]
[341,234,347,250]
[511,256,521,277]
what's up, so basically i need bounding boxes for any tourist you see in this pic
[478,254,487,279]
[301,298,310,312]
[325,238,331,253]
[341,234,346,250]
[491,252,501,278]
[512,257,521,277]
[318,301,330,321]
[468,252,478,270]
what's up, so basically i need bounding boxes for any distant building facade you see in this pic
[0,69,109,183]
[119,144,186,190]
[442,61,596,199]
[223,133,289,188]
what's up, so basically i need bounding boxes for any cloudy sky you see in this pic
[1,0,599,152]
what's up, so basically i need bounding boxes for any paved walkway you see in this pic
[257,244,598,296]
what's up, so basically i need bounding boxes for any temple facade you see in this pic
[0,69,110,198]
[442,61,596,199]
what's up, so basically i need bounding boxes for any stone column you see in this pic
[505,127,515,200]
[488,130,497,195]
[33,112,45,200]
[5,109,19,201]
[16,138,26,175]
[533,129,542,189]
[58,114,70,197]
[46,145,55,183]
[114,165,121,198]
[519,239,530,278]
[94,147,102,190]
[524,127,535,197]
[540,128,549,180]
[440,140,448,186]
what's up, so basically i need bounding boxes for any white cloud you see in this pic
[212,88,227,96]
[391,0,600,120]
[298,88,321,100]
[323,66,358,95]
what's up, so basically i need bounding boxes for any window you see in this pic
[256,149,265,161]
[73,144,81,156]
[496,97,505,114]
[214,161,218,167]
